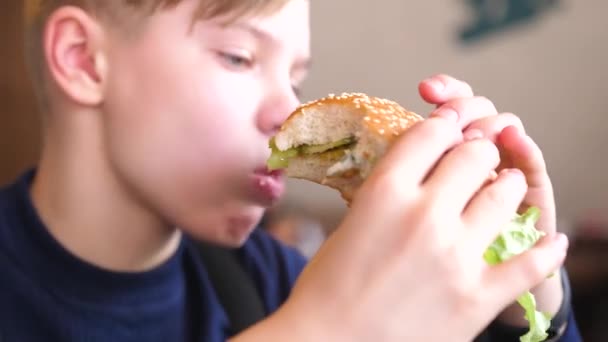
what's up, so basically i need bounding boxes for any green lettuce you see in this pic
[483,207,552,342]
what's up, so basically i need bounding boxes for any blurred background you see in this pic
[1,0,607,340]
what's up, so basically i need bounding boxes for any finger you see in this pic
[497,127,556,234]
[429,96,498,130]
[464,112,525,143]
[418,74,474,105]
[423,137,500,215]
[482,233,568,311]
[498,126,550,189]
[365,118,463,193]
[461,168,528,250]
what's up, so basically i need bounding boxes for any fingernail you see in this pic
[431,107,459,121]
[501,168,523,178]
[464,129,483,141]
[426,78,445,92]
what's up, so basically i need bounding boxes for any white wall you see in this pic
[280,0,608,230]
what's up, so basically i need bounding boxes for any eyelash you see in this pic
[218,51,254,70]
[217,51,303,98]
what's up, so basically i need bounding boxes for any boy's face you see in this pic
[101,0,310,245]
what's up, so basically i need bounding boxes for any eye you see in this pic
[218,51,254,70]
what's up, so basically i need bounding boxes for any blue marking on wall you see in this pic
[459,0,560,43]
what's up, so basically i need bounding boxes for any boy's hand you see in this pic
[419,74,555,238]
[420,74,563,326]
[233,75,567,342]
[254,116,568,342]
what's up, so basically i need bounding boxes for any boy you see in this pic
[0,0,581,341]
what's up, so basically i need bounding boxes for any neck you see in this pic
[30,108,181,272]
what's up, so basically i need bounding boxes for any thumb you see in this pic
[482,233,568,310]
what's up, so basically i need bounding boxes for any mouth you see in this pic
[250,166,286,205]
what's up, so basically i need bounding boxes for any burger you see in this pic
[267,92,423,202]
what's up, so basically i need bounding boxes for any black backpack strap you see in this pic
[196,242,267,337]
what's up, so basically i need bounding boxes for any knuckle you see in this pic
[500,112,523,126]
[448,96,496,118]
[460,81,474,96]
[424,118,463,144]
[451,286,482,316]
[368,169,409,202]
[459,139,501,167]
[500,112,523,128]
[483,184,508,208]
[419,201,444,230]
[485,171,528,207]
[520,253,547,284]
[440,256,482,313]
[433,73,452,82]
[435,74,473,95]
[474,96,498,113]
[503,170,528,195]
[479,139,501,165]
[436,74,474,96]
[428,73,477,98]
[407,200,452,246]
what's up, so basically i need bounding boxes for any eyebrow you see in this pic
[230,22,277,43]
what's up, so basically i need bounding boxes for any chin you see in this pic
[224,206,265,245]
[185,205,265,248]
[221,230,255,247]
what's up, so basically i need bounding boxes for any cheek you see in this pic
[105,84,242,190]
[102,52,264,212]
[99,23,270,238]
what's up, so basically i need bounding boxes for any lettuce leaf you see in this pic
[483,207,552,342]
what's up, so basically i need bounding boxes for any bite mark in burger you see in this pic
[267,92,423,202]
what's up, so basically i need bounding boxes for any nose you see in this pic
[256,86,300,137]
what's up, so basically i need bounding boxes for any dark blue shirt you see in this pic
[0,171,305,341]
[0,171,582,341]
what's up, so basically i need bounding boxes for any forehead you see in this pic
[190,0,311,61]
[243,0,310,46]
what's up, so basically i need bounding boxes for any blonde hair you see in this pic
[23,0,289,107]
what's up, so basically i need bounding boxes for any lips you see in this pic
[251,167,286,204]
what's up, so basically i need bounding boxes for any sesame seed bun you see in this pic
[272,92,424,203]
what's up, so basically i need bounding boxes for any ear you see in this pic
[43,6,108,106]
